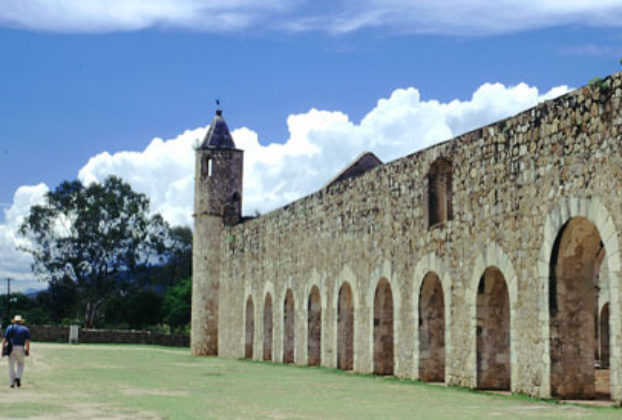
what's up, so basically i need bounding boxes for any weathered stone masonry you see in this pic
[193,72,622,402]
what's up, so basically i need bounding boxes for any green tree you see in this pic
[0,292,52,328]
[102,290,164,329]
[162,226,192,286]
[162,277,191,332]
[19,176,178,328]
[141,226,192,289]
[33,276,79,323]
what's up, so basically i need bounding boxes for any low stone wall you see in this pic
[30,325,70,342]
[29,325,189,347]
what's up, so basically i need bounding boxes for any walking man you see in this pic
[2,315,30,388]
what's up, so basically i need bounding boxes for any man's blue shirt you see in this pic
[4,324,30,346]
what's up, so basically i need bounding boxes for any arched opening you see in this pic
[223,191,241,225]
[597,302,611,398]
[428,157,453,227]
[476,267,510,390]
[283,289,295,364]
[419,272,445,382]
[231,192,241,214]
[245,295,254,359]
[263,293,273,361]
[337,282,354,371]
[600,303,610,369]
[549,217,605,399]
[373,278,394,376]
[307,286,321,366]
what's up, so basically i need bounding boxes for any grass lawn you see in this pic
[0,343,619,419]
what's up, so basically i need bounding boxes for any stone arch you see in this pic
[245,295,254,359]
[537,197,621,401]
[337,281,355,371]
[373,278,394,376]
[418,272,445,382]
[304,269,324,366]
[242,281,257,359]
[263,293,274,362]
[413,253,453,382]
[427,157,453,227]
[333,265,360,370]
[368,260,402,375]
[548,217,603,398]
[307,285,321,366]
[283,288,295,364]
[275,276,299,363]
[468,242,518,391]
[475,267,511,390]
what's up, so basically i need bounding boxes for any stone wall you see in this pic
[208,71,622,402]
[29,325,189,347]
[30,325,70,342]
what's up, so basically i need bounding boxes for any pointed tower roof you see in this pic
[200,109,236,149]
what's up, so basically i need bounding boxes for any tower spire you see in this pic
[200,102,235,149]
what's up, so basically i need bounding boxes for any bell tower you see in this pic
[191,108,243,355]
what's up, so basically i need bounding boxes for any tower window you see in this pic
[201,155,213,179]
[428,157,453,227]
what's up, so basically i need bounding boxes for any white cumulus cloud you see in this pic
[0,184,49,290]
[77,81,570,220]
[2,0,622,35]
[1,80,569,291]
[78,129,202,227]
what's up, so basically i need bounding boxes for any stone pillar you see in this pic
[68,325,80,344]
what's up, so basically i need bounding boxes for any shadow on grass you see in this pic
[236,357,620,411]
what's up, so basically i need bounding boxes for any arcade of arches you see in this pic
[193,73,622,405]
[240,215,615,401]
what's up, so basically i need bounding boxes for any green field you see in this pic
[0,343,619,419]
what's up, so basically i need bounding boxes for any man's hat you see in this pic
[11,315,24,323]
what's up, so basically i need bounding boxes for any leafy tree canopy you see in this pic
[19,176,183,327]
[162,276,191,332]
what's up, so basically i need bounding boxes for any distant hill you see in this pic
[24,287,45,298]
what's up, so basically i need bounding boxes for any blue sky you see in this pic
[1,0,622,291]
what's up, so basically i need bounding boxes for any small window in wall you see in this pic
[201,155,213,179]
[428,158,453,227]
